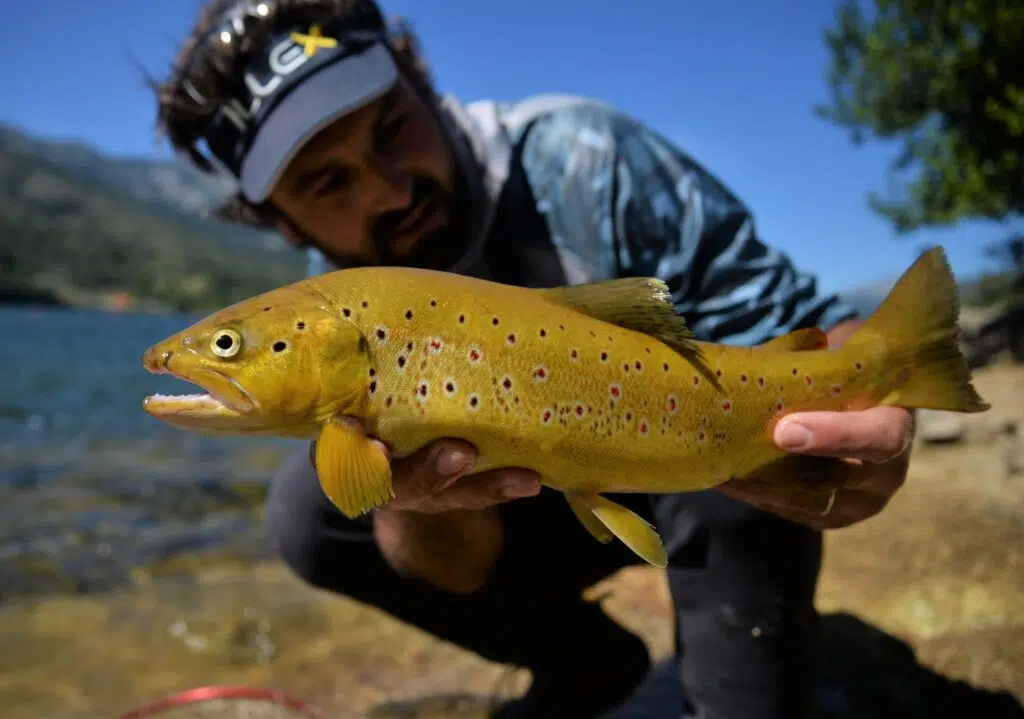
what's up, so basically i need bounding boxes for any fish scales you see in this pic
[142,247,990,567]
[308,270,865,494]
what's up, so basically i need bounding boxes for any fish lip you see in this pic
[144,359,257,415]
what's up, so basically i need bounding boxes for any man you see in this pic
[155,1,915,717]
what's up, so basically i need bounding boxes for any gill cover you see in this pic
[143,286,374,435]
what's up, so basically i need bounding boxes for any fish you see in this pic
[141,246,989,567]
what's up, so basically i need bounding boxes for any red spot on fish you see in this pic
[666,394,679,415]
[721,399,732,414]
[541,409,553,424]
[609,384,622,400]
[831,384,842,396]
[570,348,579,360]
[692,375,700,386]
[533,366,548,382]
[468,346,482,363]
[804,375,813,386]
[574,404,585,418]
[639,419,649,435]
[428,338,443,354]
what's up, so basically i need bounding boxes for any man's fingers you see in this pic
[774,407,914,463]
[390,440,478,505]
[420,469,542,513]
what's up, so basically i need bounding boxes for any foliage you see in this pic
[817,0,1024,234]
[0,139,305,313]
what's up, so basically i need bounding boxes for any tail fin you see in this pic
[847,247,989,413]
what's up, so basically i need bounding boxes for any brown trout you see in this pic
[141,247,988,566]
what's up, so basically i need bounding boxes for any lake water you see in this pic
[0,306,301,601]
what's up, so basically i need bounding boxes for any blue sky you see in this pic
[0,0,1012,295]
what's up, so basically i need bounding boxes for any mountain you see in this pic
[0,124,306,312]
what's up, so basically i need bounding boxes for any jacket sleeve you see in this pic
[517,102,858,345]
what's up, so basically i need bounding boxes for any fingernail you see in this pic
[777,420,813,450]
[502,476,541,498]
[436,446,474,476]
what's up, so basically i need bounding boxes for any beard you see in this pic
[368,174,471,271]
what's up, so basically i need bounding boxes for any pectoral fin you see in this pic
[567,492,667,568]
[315,418,394,518]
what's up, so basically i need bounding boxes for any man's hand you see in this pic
[717,319,914,531]
[718,406,914,530]
[309,434,541,592]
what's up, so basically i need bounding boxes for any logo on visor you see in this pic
[218,24,342,133]
[290,24,338,56]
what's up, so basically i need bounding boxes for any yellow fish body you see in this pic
[142,247,989,566]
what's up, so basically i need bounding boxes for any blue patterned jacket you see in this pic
[309,94,858,346]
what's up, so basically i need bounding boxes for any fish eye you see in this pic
[210,329,242,358]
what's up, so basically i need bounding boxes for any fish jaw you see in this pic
[142,346,264,433]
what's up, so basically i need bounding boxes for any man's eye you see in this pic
[314,168,353,198]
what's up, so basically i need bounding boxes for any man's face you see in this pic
[268,72,459,269]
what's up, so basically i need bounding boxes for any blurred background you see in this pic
[0,1,1021,717]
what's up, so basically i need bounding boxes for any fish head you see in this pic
[141,288,372,436]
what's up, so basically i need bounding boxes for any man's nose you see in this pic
[367,157,413,212]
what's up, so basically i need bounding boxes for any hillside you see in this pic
[0,124,305,312]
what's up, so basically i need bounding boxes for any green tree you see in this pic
[817,0,1023,235]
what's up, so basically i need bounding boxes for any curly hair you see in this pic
[154,0,434,229]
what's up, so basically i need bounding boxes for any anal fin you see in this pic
[567,492,667,568]
[315,418,394,518]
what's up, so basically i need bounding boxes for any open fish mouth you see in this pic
[142,350,256,423]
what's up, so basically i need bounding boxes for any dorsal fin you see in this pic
[538,278,718,387]
[538,277,696,352]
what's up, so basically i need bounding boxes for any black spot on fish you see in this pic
[405,309,414,320]
[343,308,351,317]
[459,315,466,324]
[492,317,500,326]
[296,321,306,330]
[539,328,547,338]
[263,306,271,312]
[273,341,287,352]
[361,301,369,309]
[430,299,437,307]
